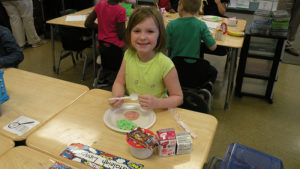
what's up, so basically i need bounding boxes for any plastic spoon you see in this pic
[108,94,138,101]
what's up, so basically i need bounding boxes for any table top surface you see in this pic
[27,89,218,169]
[46,7,93,28]
[1,68,89,141]
[47,7,246,48]
[0,146,79,169]
[0,135,14,157]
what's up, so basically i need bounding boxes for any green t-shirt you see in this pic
[124,49,174,98]
[166,17,216,60]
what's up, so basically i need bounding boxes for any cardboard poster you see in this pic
[49,162,73,169]
[60,143,144,169]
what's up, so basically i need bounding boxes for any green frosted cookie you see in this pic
[117,118,137,130]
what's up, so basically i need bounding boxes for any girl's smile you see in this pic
[131,17,159,61]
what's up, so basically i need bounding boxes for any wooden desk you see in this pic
[27,89,218,169]
[165,13,246,48]
[0,68,89,141]
[0,146,79,169]
[46,7,96,73]
[0,135,14,157]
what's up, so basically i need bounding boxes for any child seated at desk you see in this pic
[109,7,183,110]
[166,0,217,112]
[155,0,176,13]
[199,0,230,17]
[85,0,127,85]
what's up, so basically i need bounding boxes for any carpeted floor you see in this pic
[282,29,300,65]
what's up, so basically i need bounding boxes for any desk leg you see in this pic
[224,48,238,110]
[50,25,56,72]
[92,30,97,77]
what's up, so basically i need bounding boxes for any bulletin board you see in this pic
[227,0,278,13]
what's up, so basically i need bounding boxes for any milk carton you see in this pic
[157,128,176,157]
[176,133,192,155]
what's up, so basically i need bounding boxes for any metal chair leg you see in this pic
[56,50,65,74]
[82,52,88,81]
[71,52,76,66]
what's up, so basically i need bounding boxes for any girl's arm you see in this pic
[215,0,227,16]
[84,10,98,29]
[139,67,183,109]
[109,59,126,108]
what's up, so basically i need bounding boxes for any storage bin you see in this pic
[245,58,273,76]
[241,78,269,96]
[220,143,283,169]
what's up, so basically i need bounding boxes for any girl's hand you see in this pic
[138,94,158,110]
[109,99,124,109]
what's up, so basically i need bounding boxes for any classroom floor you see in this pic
[18,15,300,169]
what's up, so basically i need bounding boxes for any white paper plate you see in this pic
[202,15,223,22]
[103,103,156,133]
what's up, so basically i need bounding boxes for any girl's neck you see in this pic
[180,11,194,18]
[137,51,156,62]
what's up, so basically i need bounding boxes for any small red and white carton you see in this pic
[157,128,176,157]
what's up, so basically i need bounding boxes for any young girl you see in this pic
[109,7,183,110]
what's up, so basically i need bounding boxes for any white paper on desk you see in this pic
[258,1,273,11]
[3,116,40,136]
[236,0,250,8]
[65,15,87,21]
[203,20,221,30]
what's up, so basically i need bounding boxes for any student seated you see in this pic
[109,7,183,110]
[85,0,126,85]
[155,0,176,13]
[166,0,217,112]
[0,25,24,68]
[167,0,216,61]
[199,0,230,17]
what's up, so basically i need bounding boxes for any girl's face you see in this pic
[131,17,159,57]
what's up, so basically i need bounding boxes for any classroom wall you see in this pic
[277,0,294,13]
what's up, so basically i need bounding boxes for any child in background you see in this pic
[167,0,216,60]
[170,0,179,12]
[85,0,126,85]
[85,0,126,49]
[199,0,230,17]
[109,7,183,110]
[166,0,217,112]
[155,0,176,13]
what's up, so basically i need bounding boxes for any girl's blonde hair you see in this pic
[125,7,167,52]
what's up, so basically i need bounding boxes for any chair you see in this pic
[56,26,92,81]
[93,40,124,88]
[172,56,218,113]
[136,0,156,6]
[172,56,217,90]
[200,43,231,70]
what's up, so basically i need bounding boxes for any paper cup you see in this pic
[126,128,156,159]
